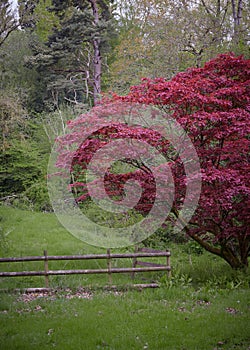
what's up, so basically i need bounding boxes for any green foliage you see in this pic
[25,0,117,108]
[0,89,48,208]
[143,223,189,248]
[108,0,250,93]
[40,104,83,144]
[0,90,27,150]
[81,199,144,228]
[182,241,205,256]
[0,95,83,212]
[23,181,52,212]
[33,0,59,42]
[0,30,44,112]
[0,119,51,211]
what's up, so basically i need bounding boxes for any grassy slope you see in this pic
[0,206,250,350]
[0,205,92,256]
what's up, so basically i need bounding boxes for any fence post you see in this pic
[107,249,112,284]
[131,245,138,279]
[44,250,49,288]
[167,252,171,278]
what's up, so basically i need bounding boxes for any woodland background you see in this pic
[1,0,249,211]
[0,1,249,257]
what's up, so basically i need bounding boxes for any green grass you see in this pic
[0,288,249,350]
[0,205,250,349]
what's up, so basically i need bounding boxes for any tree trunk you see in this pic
[90,0,102,105]
[184,225,248,269]
[231,0,243,44]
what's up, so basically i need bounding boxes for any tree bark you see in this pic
[231,0,243,44]
[90,0,102,105]
[173,208,248,269]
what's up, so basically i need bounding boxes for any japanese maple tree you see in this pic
[55,54,250,268]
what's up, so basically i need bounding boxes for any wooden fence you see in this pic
[132,246,171,279]
[0,248,171,288]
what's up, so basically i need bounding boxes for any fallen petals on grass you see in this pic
[225,307,241,315]
[196,300,211,306]
[17,287,93,303]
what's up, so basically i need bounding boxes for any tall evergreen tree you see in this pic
[27,0,116,108]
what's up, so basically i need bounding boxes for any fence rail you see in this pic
[0,249,171,288]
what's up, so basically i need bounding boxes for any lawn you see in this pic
[0,205,249,350]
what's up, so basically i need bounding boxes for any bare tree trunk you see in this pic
[90,0,102,105]
[231,0,243,44]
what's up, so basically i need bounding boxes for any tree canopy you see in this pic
[108,0,250,93]
[55,54,250,268]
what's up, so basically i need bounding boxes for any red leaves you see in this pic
[55,53,250,264]
[119,54,250,247]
